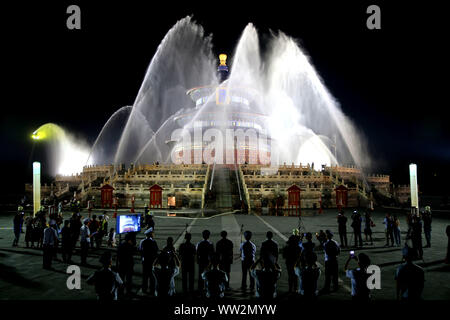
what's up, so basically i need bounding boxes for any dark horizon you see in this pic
[2,1,448,198]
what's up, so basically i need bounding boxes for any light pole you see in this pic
[33,162,41,217]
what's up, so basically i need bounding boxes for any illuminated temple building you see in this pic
[26,55,406,212]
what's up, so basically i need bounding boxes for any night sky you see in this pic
[1,1,448,199]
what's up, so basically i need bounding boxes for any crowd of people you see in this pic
[10,204,449,301]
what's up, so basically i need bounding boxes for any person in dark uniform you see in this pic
[87,251,123,301]
[337,211,348,248]
[139,228,158,295]
[24,212,35,248]
[260,231,279,262]
[422,209,432,248]
[69,212,82,251]
[145,213,155,230]
[320,230,341,293]
[216,230,233,289]
[351,211,363,247]
[179,232,196,293]
[61,220,73,263]
[283,235,302,293]
[240,230,256,291]
[117,232,136,296]
[12,211,24,247]
[363,211,374,245]
[196,230,214,291]
[411,214,423,259]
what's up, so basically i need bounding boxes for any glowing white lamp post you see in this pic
[33,162,41,216]
[409,163,418,213]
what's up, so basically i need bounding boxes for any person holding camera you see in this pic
[202,253,228,299]
[295,251,321,299]
[87,251,123,301]
[153,251,181,298]
[251,254,281,299]
[344,252,372,301]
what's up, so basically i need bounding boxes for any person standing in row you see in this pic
[216,231,233,290]
[423,209,432,248]
[337,211,348,248]
[260,231,279,262]
[321,230,341,293]
[283,235,302,293]
[117,232,136,296]
[61,220,73,264]
[196,230,214,291]
[363,211,374,245]
[12,211,23,247]
[179,232,196,294]
[139,228,158,295]
[351,211,363,247]
[240,230,256,291]
[383,213,395,247]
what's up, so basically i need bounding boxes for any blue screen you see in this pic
[116,214,141,234]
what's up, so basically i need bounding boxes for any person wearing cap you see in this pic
[216,230,233,290]
[344,252,372,301]
[80,218,91,265]
[395,245,424,300]
[260,231,279,262]
[321,230,341,293]
[87,251,123,300]
[42,221,59,269]
[139,227,159,295]
[196,230,214,291]
[240,230,256,291]
[179,232,196,294]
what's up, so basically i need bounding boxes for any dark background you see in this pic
[1,1,448,201]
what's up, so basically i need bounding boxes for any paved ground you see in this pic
[0,208,449,300]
